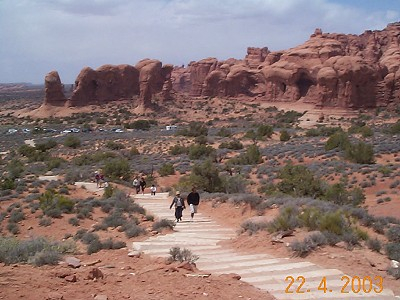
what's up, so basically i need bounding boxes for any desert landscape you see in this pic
[1,21,400,300]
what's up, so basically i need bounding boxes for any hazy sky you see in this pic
[0,0,399,84]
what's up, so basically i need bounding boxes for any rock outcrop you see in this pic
[44,22,400,110]
[44,71,66,106]
[172,22,400,109]
[44,60,172,107]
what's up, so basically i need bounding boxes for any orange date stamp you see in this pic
[285,275,384,294]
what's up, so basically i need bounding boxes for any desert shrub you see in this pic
[298,207,322,231]
[7,222,20,234]
[7,159,24,180]
[169,145,188,155]
[389,119,400,134]
[219,140,243,150]
[168,247,199,263]
[0,177,16,190]
[176,122,208,137]
[387,267,400,279]
[103,158,130,180]
[0,236,75,265]
[229,144,262,165]
[318,211,347,236]
[280,130,290,141]
[216,127,232,137]
[181,160,223,193]
[159,163,175,177]
[386,225,400,242]
[324,184,365,206]
[372,222,385,234]
[68,217,80,226]
[267,206,299,232]
[100,211,127,229]
[325,131,350,151]
[35,139,57,152]
[152,219,175,231]
[366,238,382,252]
[125,119,155,130]
[386,243,400,261]
[121,222,146,238]
[106,141,125,150]
[9,209,25,223]
[128,147,140,156]
[290,239,315,257]
[277,163,323,198]
[188,144,215,160]
[63,136,81,148]
[240,220,269,235]
[322,231,341,246]
[39,190,75,217]
[87,239,103,254]
[276,110,302,125]
[231,194,262,209]
[38,216,52,227]
[221,174,248,194]
[344,141,375,164]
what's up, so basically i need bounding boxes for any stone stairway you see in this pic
[132,193,396,300]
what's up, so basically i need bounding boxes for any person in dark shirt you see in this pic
[139,177,146,194]
[187,187,200,222]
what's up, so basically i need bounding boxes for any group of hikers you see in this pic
[169,187,200,222]
[94,171,200,222]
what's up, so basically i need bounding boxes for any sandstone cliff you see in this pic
[44,22,400,110]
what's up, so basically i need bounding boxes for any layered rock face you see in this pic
[172,22,400,109]
[44,59,173,107]
[44,22,400,110]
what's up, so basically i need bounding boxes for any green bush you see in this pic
[344,141,375,164]
[124,119,156,130]
[318,211,346,236]
[182,160,223,193]
[366,238,382,252]
[169,145,188,155]
[389,119,400,134]
[39,190,75,217]
[0,177,16,190]
[267,206,299,233]
[229,144,262,165]
[218,140,243,150]
[386,225,400,242]
[277,163,323,198]
[106,141,125,150]
[325,131,350,151]
[176,122,208,137]
[188,144,215,160]
[159,163,175,177]
[7,159,24,180]
[103,158,130,180]
[279,130,290,141]
[63,136,81,148]
[386,243,400,261]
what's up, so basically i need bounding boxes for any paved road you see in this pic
[132,192,397,300]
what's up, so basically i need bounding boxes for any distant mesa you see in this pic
[44,22,400,111]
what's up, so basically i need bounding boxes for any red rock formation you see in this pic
[172,22,400,110]
[44,71,66,106]
[69,64,139,106]
[135,59,173,107]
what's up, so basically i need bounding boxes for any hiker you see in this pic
[98,173,105,188]
[133,177,140,194]
[94,171,100,187]
[150,184,157,195]
[187,187,200,222]
[139,177,146,194]
[170,191,185,222]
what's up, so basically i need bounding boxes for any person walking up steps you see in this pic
[187,187,200,222]
[133,177,140,194]
[150,184,156,195]
[170,191,185,222]
[139,177,146,195]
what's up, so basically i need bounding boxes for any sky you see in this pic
[0,0,399,84]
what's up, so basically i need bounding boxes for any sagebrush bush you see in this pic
[152,219,175,231]
[240,220,269,235]
[159,163,175,177]
[0,236,75,265]
[366,238,382,252]
[386,225,400,242]
[39,217,52,227]
[386,243,400,261]
[168,247,199,263]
